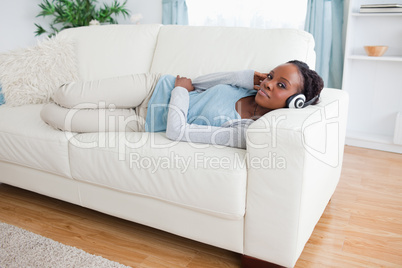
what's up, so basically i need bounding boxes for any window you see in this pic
[187,0,308,29]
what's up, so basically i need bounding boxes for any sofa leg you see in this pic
[241,255,285,268]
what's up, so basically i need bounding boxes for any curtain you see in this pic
[305,0,344,89]
[162,0,189,25]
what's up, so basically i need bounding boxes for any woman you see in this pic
[164,60,323,148]
[41,60,323,148]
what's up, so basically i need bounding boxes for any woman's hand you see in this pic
[253,71,267,90]
[175,75,195,92]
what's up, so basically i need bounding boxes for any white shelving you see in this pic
[342,0,402,153]
[348,55,402,61]
[351,12,402,17]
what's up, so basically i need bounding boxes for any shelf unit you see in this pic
[348,55,402,61]
[342,0,402,153]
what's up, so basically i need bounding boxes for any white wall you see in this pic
[1,0,350,54]
[0,0,162,53]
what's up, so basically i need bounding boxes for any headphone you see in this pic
[286,94,319,109]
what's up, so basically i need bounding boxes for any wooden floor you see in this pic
[0,145,401,267]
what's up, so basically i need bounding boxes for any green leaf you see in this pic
[36,0,56,17]
[34,0,131,36]
[34,23,47,36]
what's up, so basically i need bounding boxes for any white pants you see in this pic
[41,73,161,133]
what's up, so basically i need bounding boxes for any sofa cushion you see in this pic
[68,132,248,220]
[0,105,72,178]
[58,24,162,81]
[0,37,78,106]
[150,26,316,78]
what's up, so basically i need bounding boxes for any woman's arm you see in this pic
[165,86,252,149]
[192,70,256,91]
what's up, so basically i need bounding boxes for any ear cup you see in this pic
[286,94,306,109]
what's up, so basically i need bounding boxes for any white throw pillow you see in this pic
[0,36,78,106]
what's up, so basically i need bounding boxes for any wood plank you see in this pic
[1,145,402,267]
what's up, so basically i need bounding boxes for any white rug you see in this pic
[0,222,130,268]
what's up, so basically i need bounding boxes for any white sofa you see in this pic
[0,24,349,267]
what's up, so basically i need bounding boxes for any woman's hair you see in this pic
[287,60,324,105]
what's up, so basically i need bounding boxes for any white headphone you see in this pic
[286,94,319,109]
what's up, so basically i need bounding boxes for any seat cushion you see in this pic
[68,132,248,219]
[0,104,72,178]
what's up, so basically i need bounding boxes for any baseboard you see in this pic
[346,138,402,154]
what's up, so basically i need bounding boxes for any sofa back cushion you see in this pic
[150,26,316,78]
[58,24,162,81]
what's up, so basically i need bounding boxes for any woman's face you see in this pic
[255,63,303,110]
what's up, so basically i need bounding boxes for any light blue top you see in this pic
[0,83,4,106]
[187,84,256,126]
[166,86,255,149]
[145,72,256,132]
[145,75,175,132]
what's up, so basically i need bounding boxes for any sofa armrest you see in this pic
[244,88,349,267]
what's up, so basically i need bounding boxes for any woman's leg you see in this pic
[41,103,141,132]
[53,73,161,109]
[41,73,161,132]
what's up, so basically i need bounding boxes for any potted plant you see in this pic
[35,0,131,37]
